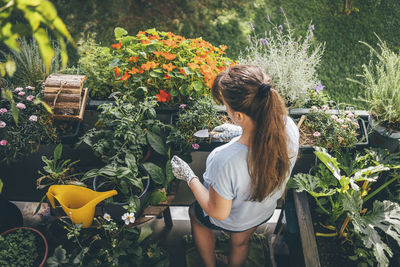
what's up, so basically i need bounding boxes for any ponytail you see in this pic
[212,65,290,202]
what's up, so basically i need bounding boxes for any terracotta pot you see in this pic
[1,227,48,267]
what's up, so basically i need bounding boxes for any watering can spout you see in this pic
[46,185,117,228]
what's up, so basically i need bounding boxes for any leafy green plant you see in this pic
[348,35,400,130]
[108,27,233,104]
[46,216,170,267]
[0,228,41,267]
[1,37,63,88]
[0,85,57,165]
[238,10,324,107]
[77,37,115,99]
[288,147,400,266]
[300,106,361,152]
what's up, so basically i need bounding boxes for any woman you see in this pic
[171,65,299,267]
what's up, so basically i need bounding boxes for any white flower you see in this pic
[29,115,38,122]
[26,86,35,90]
[0,121,5,128]
[121,212,135,225]
[103,213,112,221]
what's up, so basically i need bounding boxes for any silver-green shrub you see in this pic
[349,35,400,127]
[239,14,324,107]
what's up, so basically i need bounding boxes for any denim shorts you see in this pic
[192,201,273,233]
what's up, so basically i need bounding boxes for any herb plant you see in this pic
[239,10,324,107]
[348,35,400,131]
[288,147,400,266]
[0,228,41,267]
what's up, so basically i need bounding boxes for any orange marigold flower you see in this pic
[119,72,131,81]
[137,31,146,36]
[164,73,171,79]
[153,51,163,57]
[187,63,199,70]
[148,35,160,40]
[179,68,187,76]
[141,39,152,44]
[114,66,121,77]
[163,39,178,48]
[156,90,171,102]
[141,61,159,71]
[128,67,140,75]
[128,56,139,62]
[112,42,122,50]
[162,52,177,60]
[220,44,227,51]
[163,63,175,72]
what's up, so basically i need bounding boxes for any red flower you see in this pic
[112,42,122,50]
[156,90,171,102]
[164,73,171,79]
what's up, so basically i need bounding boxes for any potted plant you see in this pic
[288,147,400,266]
[348,35,400,152]
[0,227,48,267]
[238,9,325,109]
[46,215,170,266]
[0,86,57,165]
[79,94,175,220]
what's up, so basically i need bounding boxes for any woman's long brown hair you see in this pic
[212,65,290,202]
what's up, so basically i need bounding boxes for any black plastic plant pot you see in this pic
[56,120,82,144]
[0,196,23,233]
[368,115,400,153]
[93,165,151,222]
[86,97,115,111]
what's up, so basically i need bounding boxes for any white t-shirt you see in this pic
[202,116,299,231]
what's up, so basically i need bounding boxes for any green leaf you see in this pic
[287,173,336,198]
[72,247,89,264]
[137,224,152,243]
[143,162,165,184]
[46,245,67,266]
[0,179,3,194]
[149,70,162,78]
[114,27,128,38]
[53,143,62,161]
[314,147,342,180]
[147,131,167,155]
[149,189,167,205]
[124,154,137,171]
[192,81,203,91]
[33,28,54,73]
[165,161,175,186]
[4,58,16,76]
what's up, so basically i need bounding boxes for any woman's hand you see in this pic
[211,123,242,142]
[171,156,198,184]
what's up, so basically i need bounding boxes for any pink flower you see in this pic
[29,115,38,122]
[14,87,23,92]
[345,118,352,123]
[0,108,7,114]
[346,113,354,118]
[192,143,200,150]
[0,140,7,146]
[313,131,321,137]
[341,124,348,128]
[336,119,344,124]
[331,115,338,120]
[26,95,34,101]
[26,86,35,90]
[179,104,187,109]
[18,91,25,96]
[16,103,26,109]
[353,122,359,128]
[311,106,318,111]
[322,105,330,110]
[0,121,6,128]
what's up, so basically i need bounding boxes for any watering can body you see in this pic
[46,185,117,228]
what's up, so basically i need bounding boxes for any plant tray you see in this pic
[43,74,89,121]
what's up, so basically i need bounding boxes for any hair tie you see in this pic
[258,83,271,96]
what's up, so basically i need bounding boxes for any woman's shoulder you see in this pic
[208,140,247,167]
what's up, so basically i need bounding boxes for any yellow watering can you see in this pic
[46,185,117,228]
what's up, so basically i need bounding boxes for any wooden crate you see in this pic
[43,74,89,121]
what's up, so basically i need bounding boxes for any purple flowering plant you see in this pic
[239,7,325,107]
[0,86,57,165]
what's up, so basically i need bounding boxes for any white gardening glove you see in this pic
[171,155,198,185]
[211,123,242,142]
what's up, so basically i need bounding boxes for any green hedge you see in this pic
[53,0,400,108]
